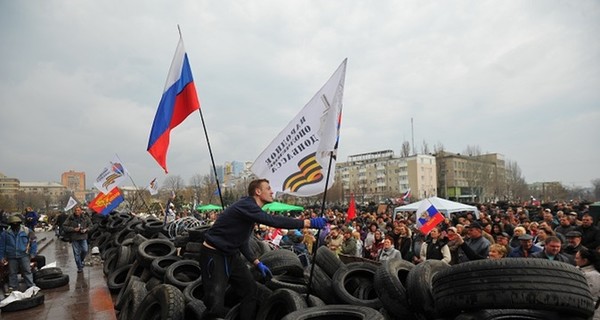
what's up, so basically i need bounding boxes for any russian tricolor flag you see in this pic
[416,201,445,234]
[147,36,200,173]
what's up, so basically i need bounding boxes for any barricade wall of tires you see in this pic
[93,212,596,320]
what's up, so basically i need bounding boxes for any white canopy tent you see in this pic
[393,196,479,220]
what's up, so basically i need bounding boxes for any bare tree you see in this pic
[463,145,482,157]
[505,160,528,201]
[433,141,445,154]
[163,175,186,193]
[401,141,411,157]
[592,178,600,201]
[422,140,430,154]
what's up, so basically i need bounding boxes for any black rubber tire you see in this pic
[164,260,202,291]
[0,292,45,312]
[151,255,182,280]
[306,295,326,307]
[182,279,203,304]
[173,235,189,248]
[224,302,240,320]
[115,275,141,311]
[304,264,338,304]
[125,260,152,284]
[281,304,385,320]
[454,309,588,320]
[249,236,271,258]
[137,239,177,267]
[115,245,132,269]
[107,263,133,294]
[265,274,309,294]
[103,248,119,276]
[120,279,148,320]
[332,262,381,309]
[405,259,450,319]
[314,245,346,278]
[432,258,595,318]
[259,249,304,278]
[185,299,208,320]
[33,267,63,281]
[132,284,185,320]
[185,241,203,253]
[374,258,415,319]
[256,288,308,320]
[34,273,69,289]
[145,276,163,292]
[188,225,210,242]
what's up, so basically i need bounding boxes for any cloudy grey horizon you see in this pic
[1,1,599,191]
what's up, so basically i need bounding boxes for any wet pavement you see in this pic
[0,231,117,320]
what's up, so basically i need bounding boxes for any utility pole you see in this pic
[411,118,415,155]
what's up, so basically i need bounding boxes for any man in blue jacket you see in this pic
[0,215,37,295]
[200,179,327,320]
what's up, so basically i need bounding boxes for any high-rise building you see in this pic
[61,170,86,202]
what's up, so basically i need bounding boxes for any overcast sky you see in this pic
[1,1,599,191]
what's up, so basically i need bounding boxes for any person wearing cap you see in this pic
[577,214,600,251]
[455,222,491,263]
[531,236,574,265]
[0,215,38,295]
[563,230,586,256]
[199,179,327,320]
[508,233,543,257]
[62,205,93,273]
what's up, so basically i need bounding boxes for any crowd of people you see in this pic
[252,201,600,318]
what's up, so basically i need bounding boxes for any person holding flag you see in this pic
[62,206,93,273]
[200,179,327,320]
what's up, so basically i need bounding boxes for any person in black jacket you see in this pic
[577,214,600,251]
[200,179,327,320]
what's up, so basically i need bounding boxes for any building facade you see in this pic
[0,173,20,198]
[19,181,68,208]
[336,150,437,203]
[61,170,86,202]
[436,151,506,202]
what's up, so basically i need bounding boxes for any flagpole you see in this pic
[304,150,335,302]
[115,154,153,215]
[196,108,225,208]
[177,25,225,208]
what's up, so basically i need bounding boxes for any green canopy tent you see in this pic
[196,204,223,212]
[262,201,304,212]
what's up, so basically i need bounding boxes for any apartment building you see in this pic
[336,150,437,203]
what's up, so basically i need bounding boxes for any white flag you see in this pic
[251,59,347,196]
[94,156,128,194]
[148,178,159,196]
[64,196,78,211]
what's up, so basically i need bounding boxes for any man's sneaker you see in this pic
[77,269,83,273]
[5,287,13,297]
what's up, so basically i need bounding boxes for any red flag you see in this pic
[89,188,124,216]
[346,193,356,222]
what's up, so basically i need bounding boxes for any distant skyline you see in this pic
[1,1,598,191]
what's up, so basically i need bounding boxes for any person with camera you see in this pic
[62,206,92,273]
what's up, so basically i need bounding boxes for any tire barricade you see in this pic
[93,212,595,320]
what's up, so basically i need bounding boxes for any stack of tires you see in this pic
[33,267,70,290]
[94,213,596,320]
